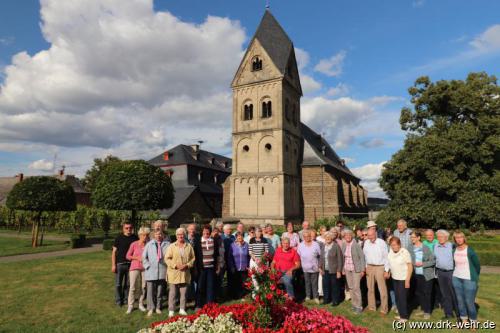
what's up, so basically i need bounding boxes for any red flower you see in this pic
[270,285,276,291]
[266,293,273,300]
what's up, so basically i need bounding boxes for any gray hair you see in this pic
[175,228,186,236]
[215,221,224,228]
[397,219,407,226]
[324,231,334,239]
[223,224,232,231]
[342,228,354,236]
[281,237,290,244]
[436,229,450,237]
[138,227,151,236]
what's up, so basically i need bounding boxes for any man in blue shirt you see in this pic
[434,229,458,319]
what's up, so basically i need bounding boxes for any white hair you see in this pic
[397,219,407,226]
[342,228,353,235]
[138,227,151,236]
[324,231,334,239]
[176,228,186,235]
[223,224,232,231]
[436,229,450,237]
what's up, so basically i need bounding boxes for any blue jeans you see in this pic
[323,271,340,305]
[196,267,215,308]
[452,277,478,320]
[115,263,130,305]
[279,270,295,298]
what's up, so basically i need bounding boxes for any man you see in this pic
[393,219,413,250]
[434,229,458,319]
[298,220,310,242]
[221,224,236,298]
[272,237,300,300]
[232,222,248,239]
[336,221,345,233]
[195,225,219,310]
[423,229,438,253]
[111,222,138,306]
[363,228,390,315]
[367,220,385,240]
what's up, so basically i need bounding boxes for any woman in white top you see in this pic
[281,222,300,248]
[387,236,413,322]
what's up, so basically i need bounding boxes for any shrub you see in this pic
[70,234,86,248]
[102,239,114,251]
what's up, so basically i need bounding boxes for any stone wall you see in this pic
[302,166,340,224]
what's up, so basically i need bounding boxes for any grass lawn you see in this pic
[0,251,499,333]
[0,236,69,257]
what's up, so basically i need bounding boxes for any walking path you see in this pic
[0,244,102,263]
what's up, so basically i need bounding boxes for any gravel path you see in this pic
[0,244,102,263]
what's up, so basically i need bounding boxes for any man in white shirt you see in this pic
[363,228,390,315]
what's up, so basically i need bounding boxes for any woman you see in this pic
[249,227,270,292]
[125,227,150,314]
[316,225,327,244]
[410,231,435,319]
[387,237,413,322]
[195,225,219,311]
[331,228,343,247]
[165,228,195,318]
[244,226,255,243]
[452,231,481,323]
[228,232,250,300]
[272,237,301,299]
[341,228,365,314]
[281,222,300,248]
[142,230,170,316]
[320,232,343,306]
[297,230,322,304]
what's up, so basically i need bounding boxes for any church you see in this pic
[221,10,368,226]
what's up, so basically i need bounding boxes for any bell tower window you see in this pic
[252,57,262,71]
[261,101,272,118]
[244,104,253,120]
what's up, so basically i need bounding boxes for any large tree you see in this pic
[6,176,76,247]
[82,155,121,192]
[91,160,174,229]
[379,72,500,229]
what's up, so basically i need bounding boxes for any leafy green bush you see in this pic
[70,234,86,248]
[102,239,114,251]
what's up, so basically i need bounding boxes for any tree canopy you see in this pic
[379,72,500,229]
[91,160,174,219]
[6,176,76,212]
[82,155,121,192]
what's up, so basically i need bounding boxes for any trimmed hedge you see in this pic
[70,234,86,248]
[102,239,114,251]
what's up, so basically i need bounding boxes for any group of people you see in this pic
[111,218,481,324]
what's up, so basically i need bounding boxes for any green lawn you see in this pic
[0,236,69,257]
[0,251,499,333]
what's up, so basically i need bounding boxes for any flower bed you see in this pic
[138,255,368,333]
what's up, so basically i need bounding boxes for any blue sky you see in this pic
[0,0,499,196]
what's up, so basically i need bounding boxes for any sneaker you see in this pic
[394,315,400,320]
[423,313,431,320]
[168,311,175,318]
[415,310,424,316]
[138,304,147,312]
[179,309,187,316]
[305,297,311,301]
[345,291,351,301]
[353,307,363,314]
[147,310,153,317]
[314,298,320,305]
[156,309,162,315]
[126,306,133,314]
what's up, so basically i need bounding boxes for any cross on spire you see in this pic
[265,0,270,10]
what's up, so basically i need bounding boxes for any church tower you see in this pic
[226,10,303,226]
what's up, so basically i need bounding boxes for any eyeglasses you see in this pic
[124,227,132,230]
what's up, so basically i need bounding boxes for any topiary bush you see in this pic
[102,239,114,251]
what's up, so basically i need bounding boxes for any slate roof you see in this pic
[301,123,359,180]
[148,144,231,173]
[158,186,196,219]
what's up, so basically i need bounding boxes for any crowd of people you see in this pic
[111,219,481,324]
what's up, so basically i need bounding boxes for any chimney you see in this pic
[59,165,65,177]
[340,159,346,166]
[163,151,169,161]
[321,145,326,156]
[190,144,200,153]
[17,173,24,182]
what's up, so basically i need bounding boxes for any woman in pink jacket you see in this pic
[125,227,150,314]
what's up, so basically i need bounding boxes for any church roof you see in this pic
[148,144,232,173]
[253,10,293,75]
[301,123,359,180]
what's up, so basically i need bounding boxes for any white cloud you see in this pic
[469,24,500,53]
[368,95,403,106]
[341,157,355,164]
[0,36,14,46]
[294,47,310,70]
[300,74,322,94]
[0,0,246,176]
[412,0,425,8]
[351,162,386,198]
[326,83,349,97]
[359,138,385,148]
[28,159,54,172]
[314,50,346,77]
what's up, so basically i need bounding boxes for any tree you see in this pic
[6,176,76,247]
[91,160,174,229]
[82,155,121,192]
[379,72,500,230]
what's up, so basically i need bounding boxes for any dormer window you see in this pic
[224,161,229,168]
[252,57,262,71]
[262,101,272,118]
[214,174,219,184]
[244,104,253,120]
[198,171,203,182]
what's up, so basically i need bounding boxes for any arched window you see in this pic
[244,104,253,120]
[265,143,272,151]
[243,145,250,152]
[262,101,272,118]
[262,186,265,195]
[285,99,290,122]
[248,187,251,195]
[252,57,262,71]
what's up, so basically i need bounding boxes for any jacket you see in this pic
[165,241,195,284]
[142,238,170,281]
[319,242,344,274]
[452,246,481,282]
[341,240,366,273]
[410,243,436,281]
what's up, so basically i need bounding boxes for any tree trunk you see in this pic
[40,225,45,246]
[32,212,41,248]
[31,217,36,247]
[131,210,137,233]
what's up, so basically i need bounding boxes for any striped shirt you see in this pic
[201,237,215,268]
[344,240,355,272]
[249,238,269,260]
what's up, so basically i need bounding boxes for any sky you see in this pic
[0,0,499,197]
